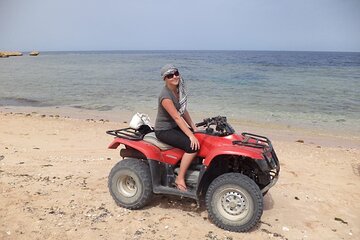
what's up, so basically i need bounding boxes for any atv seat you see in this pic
[143,132,174,150]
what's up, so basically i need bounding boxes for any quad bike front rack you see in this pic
[233,132,273,151]
[233,132,280,194]
[234,132,280,167]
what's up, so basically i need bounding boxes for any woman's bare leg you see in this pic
[175,152,197,191]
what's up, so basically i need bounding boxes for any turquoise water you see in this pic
[0,51,359,134]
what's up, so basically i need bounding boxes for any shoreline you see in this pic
[1,106,359,149]
[2,50,359,144]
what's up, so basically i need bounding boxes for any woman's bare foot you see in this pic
[174,179,187,192]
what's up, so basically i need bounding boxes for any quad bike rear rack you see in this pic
[106,128,145,141]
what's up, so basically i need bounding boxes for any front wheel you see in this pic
[108,158,153,209]
[205,173,263,232]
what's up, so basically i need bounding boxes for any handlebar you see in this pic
[195,116,235,135]
[195,117,210,127]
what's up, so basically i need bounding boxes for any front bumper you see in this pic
[233,132,280,193]
[261,143,280,193]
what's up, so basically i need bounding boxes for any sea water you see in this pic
[1,50,359,134]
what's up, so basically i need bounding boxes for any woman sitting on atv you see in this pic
[154,64,200,192]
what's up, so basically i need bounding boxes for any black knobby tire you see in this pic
[108,158,153,209]
[205,173,263,232]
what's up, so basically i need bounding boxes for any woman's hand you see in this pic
[189,134,200,151]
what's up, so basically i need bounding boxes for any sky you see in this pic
[0,0,359,52]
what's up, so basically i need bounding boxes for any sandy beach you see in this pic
[1,108,359,240]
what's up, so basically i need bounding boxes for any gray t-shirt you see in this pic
[155,86,182,130]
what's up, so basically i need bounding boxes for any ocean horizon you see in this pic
[1,50,359,135]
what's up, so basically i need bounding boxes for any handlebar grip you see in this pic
[196,122,206,127]
[196,118,210,127]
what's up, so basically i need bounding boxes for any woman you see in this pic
[154,64,200,192]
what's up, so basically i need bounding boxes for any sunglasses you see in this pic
[165,71,180,79]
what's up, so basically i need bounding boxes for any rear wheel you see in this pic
[205,173,263,232]
[108,158,153,209]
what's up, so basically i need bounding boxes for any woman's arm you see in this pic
[161,99,192,136]
[161,99,200,150]
[183,110,197,131]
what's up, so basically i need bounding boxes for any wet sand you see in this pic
[0,109,359,240]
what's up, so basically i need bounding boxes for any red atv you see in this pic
[106,116,280,232]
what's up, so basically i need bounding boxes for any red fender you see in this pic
[108,138,162,160]
[203,145,263,166]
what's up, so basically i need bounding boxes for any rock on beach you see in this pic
[0,52,9,58]
[0,51,23,57]
[0,51,40,57]
[29,51,40,56]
